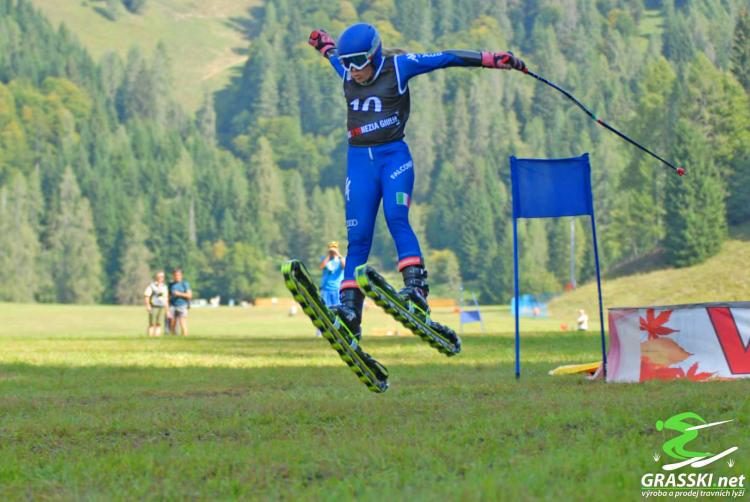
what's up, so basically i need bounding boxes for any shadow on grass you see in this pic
[0,358,603,403]
[25,332,606,363]
[0,332,611,401]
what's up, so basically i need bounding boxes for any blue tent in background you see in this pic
[510,153,607,378]
[509,294,549,318]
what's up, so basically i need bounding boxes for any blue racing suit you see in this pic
[327,50,487,290]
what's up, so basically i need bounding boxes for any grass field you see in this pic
[1,303,748,500]
[29,0,259,110]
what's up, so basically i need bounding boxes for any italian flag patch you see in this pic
[396,192,411,207]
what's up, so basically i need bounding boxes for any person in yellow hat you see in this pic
[319,241,345,308]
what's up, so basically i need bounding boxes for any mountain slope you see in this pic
[30,0,259,110]
[548,239,750,322]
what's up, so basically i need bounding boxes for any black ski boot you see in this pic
[398,264,430,314]
[282,259,388,392]
[356,263,461,356]
[331,287,388,382]
[331,288,365,341]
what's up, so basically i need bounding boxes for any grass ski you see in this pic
[281,259,388,393]
[355,265,461,356]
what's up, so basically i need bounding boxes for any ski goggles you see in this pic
[338,35,381,71]
[339,52,373,71]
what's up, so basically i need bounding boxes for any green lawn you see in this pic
[29,0,259,110]
[1,303,748,500]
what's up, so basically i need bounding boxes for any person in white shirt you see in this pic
[576,309,589,331]
[144,271,169,337]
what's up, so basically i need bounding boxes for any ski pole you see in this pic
[520,68,685,177]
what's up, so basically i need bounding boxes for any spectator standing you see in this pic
[168,268,192,336]
[144,271,168,337]
[320,241,345,307]
[577,309,589,331]
[317,242,345,336]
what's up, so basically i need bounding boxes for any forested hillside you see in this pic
[28,0,260,110]
[0,0,748,304]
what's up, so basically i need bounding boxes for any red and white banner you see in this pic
[606,302,750,382]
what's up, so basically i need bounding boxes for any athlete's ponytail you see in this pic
[382,48,408,57]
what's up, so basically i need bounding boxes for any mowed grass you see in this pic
[1,303,748,500]
[29,0,259,110]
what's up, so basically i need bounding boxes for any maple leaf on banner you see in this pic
[640,357,716,382]
[685,362,714,381]
[639,309,677,340]
[640,357,685,381]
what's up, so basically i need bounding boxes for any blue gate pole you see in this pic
[513,217,521,379]
[590,213,607,378]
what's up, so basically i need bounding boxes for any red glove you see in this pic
[308,29,336,57]
[481,51,526,71]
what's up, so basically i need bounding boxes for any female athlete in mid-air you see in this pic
[308,23,525,340]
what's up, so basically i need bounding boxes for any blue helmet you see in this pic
[337,23,382,71]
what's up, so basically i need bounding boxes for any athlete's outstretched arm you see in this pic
[308,29,346,78]
[395,50,525,90]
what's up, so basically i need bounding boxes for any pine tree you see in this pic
[518,219,559,294]
[612,58,674,259]
[195,93,216,141]
[281,170,315,262]
[0,174,41,301]
[408,77,443,199]
[447,90,472,174]
[426,162,461,250]
[730,8,750,95]
[311,187,345,251]
[117,47,154,121]
[45,167,103,303]
[663,5,696,63]
[454,168,496,281]
[99,52,124,101]
[663,121,726,267]
[434,0,455,35]
[547,218,570,285]
[481,229,514,303]
[116,203,152,304]
[252,39,279,120]
[679,55,750,226]
[150,42,173,126]
[248,137,284,252]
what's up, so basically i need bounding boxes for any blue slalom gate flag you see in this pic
[510,153,607,378]
[460,310,482,324]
